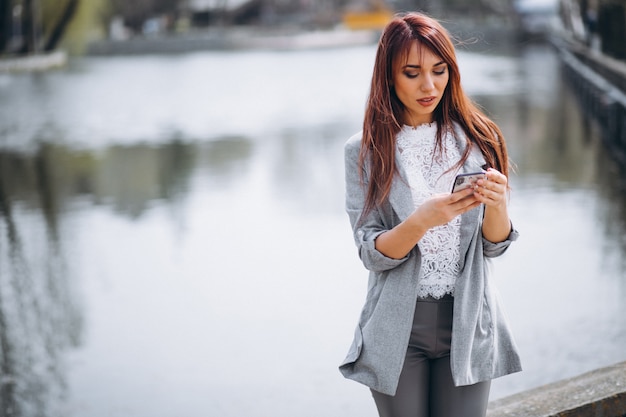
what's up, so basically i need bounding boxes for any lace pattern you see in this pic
[396,124,462,299]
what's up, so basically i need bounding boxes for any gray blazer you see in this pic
[339,126,522,396]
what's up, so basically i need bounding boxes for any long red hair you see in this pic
[359,12,510,215]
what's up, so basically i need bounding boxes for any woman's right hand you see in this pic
[410,187,480,230]
[374,188,479,259]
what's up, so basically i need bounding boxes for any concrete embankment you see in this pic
[86,28,379,55]
[0,50,67,72]
[488,361,626,417]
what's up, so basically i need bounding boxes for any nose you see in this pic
[420,73,435,92]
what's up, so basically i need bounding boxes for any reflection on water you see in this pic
[0,42,625,416]
[0,148,81,417]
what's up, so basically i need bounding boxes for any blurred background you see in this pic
[1,0,626,416]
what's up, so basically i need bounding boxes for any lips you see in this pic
[417,96,437,107]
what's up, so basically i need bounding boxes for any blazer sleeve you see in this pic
[344,134,409,272]
[482,223,519,258]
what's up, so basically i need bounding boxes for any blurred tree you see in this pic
[0,0,11,52]
[18,0,36,53]
[60,0,108,53]
[5,0,82,55]
[43,0,78,51]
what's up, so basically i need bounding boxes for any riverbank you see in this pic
[0,50,67,73]
[488,361,626,417]
[84,14,520,56]
[86,27,380,55]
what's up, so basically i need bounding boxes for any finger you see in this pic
[485,168,507,185]
[450,187,475,202]
[474,187,507,208]
[476,180,505,197]
[454,194,479,211]
[454,200,481,216]
[474,188,500,203]
[476,182,504,197]
[466,201,482,212]
[477,177,503,189]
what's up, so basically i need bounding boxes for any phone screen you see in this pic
[451,172,486,193]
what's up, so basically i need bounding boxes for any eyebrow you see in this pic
[403,61,446,69]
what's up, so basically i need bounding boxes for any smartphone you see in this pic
[451,171,486,193]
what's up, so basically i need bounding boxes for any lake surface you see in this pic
[1,39,625,417]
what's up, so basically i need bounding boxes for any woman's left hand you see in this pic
[473,168,508,210]
[475,168,511,242]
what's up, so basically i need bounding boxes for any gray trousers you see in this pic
[371,295,491,417]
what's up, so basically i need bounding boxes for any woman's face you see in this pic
[392,42,449,126]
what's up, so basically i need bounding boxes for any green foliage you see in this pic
[56,0,109,54]
[0,0,109,55]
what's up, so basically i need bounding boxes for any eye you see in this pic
[404,71,419,79]
[434,66,447,75]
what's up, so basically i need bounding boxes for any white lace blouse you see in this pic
[396,123,462,299]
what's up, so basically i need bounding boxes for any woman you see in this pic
[339,12,522,417]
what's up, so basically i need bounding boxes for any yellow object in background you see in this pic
[342,0,393,30]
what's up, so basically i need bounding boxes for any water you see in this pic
[0,41,625,417]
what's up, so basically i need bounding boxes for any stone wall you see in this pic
[488,361,626,417]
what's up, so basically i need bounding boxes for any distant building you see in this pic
[187,0,260,26]
[188,0,253,11]
[186,0,344,28]
[513,0,559,38]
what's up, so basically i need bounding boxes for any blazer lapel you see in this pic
[388,148,416,221]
